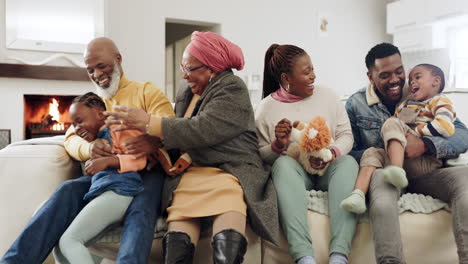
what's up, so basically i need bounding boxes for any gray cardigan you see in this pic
[160,70,279,243]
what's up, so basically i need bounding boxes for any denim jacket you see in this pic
[345,85,468,162]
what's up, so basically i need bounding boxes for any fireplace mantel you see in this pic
[0,63,89,81]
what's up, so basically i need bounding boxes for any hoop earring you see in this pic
[285,84,290,93]
[209,74,213,83]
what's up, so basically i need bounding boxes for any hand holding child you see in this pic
[104,105,151,133]
[90,138,113,159]
[85,156,119,176]
[405,133,427,159]
[123,134,163,159]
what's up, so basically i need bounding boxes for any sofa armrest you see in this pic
[0,142,82,256]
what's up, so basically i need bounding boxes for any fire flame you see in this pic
[49,98,64,131]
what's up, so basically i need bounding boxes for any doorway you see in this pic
[165,19,220,102]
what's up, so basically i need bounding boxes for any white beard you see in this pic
[94,66,121,99]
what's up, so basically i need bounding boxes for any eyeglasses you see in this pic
[179,63,206,75]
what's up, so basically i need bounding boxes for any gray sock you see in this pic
[297,256,317,264]
[329,252,348,264]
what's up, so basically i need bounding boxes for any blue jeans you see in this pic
[1,168,164,264]
[117,168,164,263]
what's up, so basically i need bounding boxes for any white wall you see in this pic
[0,1,85,66]
[105,0,392,99]
[445,92,468,125]
[0,0,392,142]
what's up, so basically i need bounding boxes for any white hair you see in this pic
[93,65,121,99]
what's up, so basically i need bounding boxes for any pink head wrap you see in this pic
[186,31,245,73]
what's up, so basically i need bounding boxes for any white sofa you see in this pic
[0,137,465,264]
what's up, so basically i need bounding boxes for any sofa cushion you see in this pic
[0,143,81,257]
[259,190,456,263]
[92,189,451,246]
[9,135,66,147]
[87,189,455,263]
[307,190,450,216]
[262,210,457,264]
[261,189,457,263]
[84,225,262,264]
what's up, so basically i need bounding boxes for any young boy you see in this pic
[341,64,456,214]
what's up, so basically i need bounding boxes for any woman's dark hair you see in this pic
[72,92,106,110]
[262,44,306,98]
[414,63,446,93]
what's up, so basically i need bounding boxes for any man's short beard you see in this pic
[94,66,121,99]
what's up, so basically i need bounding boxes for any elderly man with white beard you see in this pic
[0,37,174,264]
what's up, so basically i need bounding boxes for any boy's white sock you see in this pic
[383,165,408,189]
[340,189,366,214]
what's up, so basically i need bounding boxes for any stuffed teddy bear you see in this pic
[286,116,334,176]
[154,149,192,177]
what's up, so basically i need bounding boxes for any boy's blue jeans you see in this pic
[1,167,165,264]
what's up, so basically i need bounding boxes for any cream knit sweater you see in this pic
[255,86,354,165]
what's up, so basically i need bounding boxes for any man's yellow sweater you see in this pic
[64,75,175,161]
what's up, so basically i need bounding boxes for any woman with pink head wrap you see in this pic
[104,31,279,263]
[186,31,244,73]
[179,31,245,96]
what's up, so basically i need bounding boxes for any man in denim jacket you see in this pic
[346,43,468,264]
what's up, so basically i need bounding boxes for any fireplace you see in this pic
[24,95,77,139]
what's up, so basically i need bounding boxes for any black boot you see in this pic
[211,229,248,264]
[162,231,195,264]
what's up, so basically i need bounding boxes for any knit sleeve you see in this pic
[415,95,455,137]
[112,129,147,173]
[395,101,406,117]
[329,98,354,155]
[117,154,146,173]
[143,82,176,118]
[160,78,251,149]
[255,112,281,165]
[64,126,92,161]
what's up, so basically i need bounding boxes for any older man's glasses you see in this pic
[179,64,206,75]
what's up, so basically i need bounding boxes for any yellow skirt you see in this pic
[166,166,247,222]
